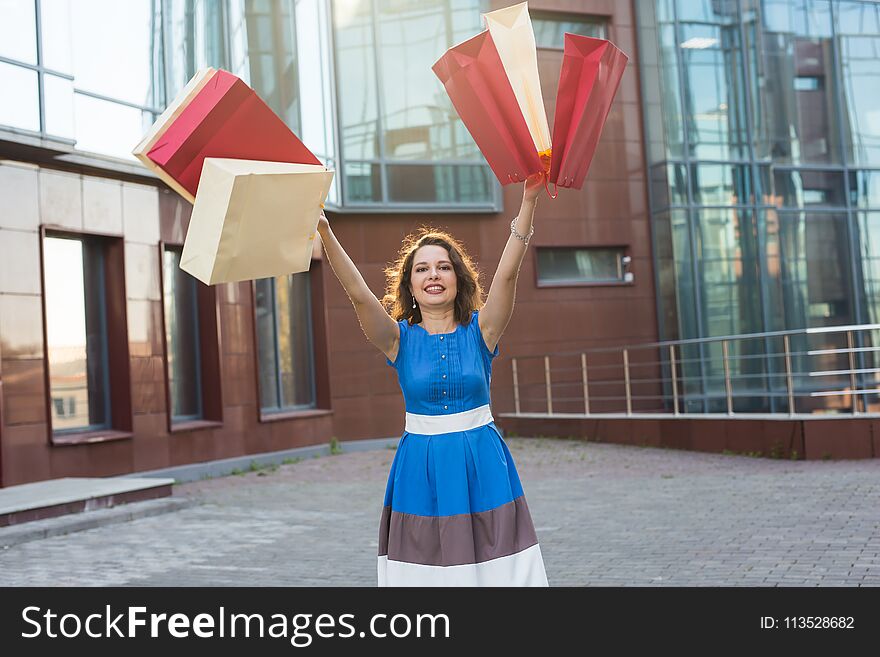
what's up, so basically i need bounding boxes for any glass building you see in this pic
[637,0,880,411]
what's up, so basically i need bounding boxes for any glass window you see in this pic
[837,0,880,167]
[694,208,763,337]
[678,21,749,160]
[43,235,111,433]
[752,0,843,164]
[40,0,74,74]
[0,62,39,132]
[163,246,202,422]
[69,0,158,107]
[536,247,629,285]
[296,0,336,162]
[44,74,75,139]
[334,0,379,160]
[386,164,493,204]
[649,163,688,209]
[334,0,493,206]
[73,93,148,160]
[244,0,298,132]
[857,211,880,324]
[769,169,846,208]
[690,163,751,205]
[530,11,606,49]
[0,0,37,64]
[255,273,316,413]
[853,170,880,208]
[764,210,855,330]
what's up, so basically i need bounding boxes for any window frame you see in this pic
[530,10,609,51]
[533,244,634,289]
[39,224,133,445]
[157,240,224,434]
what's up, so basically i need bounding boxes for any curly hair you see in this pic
[382,226,484,326]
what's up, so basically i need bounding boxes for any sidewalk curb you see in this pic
[0,497,198,549]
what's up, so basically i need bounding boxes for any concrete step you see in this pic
[0,477,175,527]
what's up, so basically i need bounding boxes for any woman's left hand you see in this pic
[523,171,544,203]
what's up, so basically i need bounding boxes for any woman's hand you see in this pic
[523,171,544,203]
[317,210,330,232]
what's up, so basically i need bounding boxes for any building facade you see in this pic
[0,0,653,486]
[637,0,880,412]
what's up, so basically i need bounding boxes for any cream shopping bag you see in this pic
[180,159,334,285]
[483,2,551,158]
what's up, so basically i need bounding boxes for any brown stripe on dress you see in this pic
[377,496,539,567]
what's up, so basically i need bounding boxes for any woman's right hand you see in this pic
[317,210,329,232]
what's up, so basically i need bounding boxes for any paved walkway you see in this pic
[1,438,879,586]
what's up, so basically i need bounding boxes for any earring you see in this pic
[412,297,417,308]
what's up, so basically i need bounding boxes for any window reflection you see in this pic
[0,62,39,132]
[0,0,37,64]
[255,273,315,413]
[40,0,74,74]
[769,169,846,208]
[536,248,626,284]
[44,235,110,432]
[70,0,157,107]
[74,93,146,160]
[163,247,202,421]
[531,12,606,49]
[690,163,750,205]
[245,0,298,132]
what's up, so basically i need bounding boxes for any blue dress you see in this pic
[378,309,548,586]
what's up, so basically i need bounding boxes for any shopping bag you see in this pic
[132,67,217,202]
[136,69,320,203]
[179,159,333,285]
[483,1,551,157]
[549,34,629,190]
[432,29,543,185]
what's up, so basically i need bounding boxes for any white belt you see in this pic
[405,404,494,435]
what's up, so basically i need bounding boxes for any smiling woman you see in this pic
[315,173,549,587]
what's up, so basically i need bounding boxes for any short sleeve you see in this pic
[474,310,499,362]
[385,320,407,368]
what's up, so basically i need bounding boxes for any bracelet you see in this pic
[510,217,534,246]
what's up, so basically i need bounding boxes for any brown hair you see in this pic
[382,226,484,325]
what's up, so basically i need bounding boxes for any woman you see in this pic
[316,173,548,587]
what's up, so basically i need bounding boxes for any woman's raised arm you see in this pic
[478,173,543,352]
[316,213,400,360]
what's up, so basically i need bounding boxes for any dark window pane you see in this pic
[255,277,280,410]
[276,272,315,409]
[536,247,627,284]
[857,211,880,324]
[255,273,315,413]
[764,210,854,330]
[44,235,110,432]
[163,247,202,421]
[344,161,382,203]
[386,164,493,204]
[531,12,606,49]
[770,169,846,207]
[649,163,688,209]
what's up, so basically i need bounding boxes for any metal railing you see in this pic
[506,324,880,418]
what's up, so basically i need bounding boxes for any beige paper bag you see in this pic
[132,67,217,204]
[180,158,334,285]
[483,2,551,155]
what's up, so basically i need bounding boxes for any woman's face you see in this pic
[409,244,458,311]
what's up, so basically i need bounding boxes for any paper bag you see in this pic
[483,2,551,156]
[132,67,217,202]
[180,159,333,285]
[140,69,321,203]
[549,34,628,190]
[432,30,544,185]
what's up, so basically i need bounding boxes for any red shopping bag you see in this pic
[145,69,320,200]
[549,34,629,190]
[432,30,544,185]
